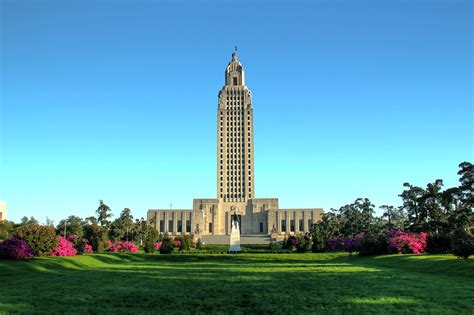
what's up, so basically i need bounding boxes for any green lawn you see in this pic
[0,253,473,314]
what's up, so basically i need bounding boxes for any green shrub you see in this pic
[144,228,159,254]
[174,235,193,251]
[83,224,109,253]
[160,235,174,254]
[358,233,388,256]
[452,229,474,259]
[144,238,156,254]
[296,234,310,253]
[195,238,203,250]
[426,233,452,254]
[311,225,325,253]
[15,223,57,256]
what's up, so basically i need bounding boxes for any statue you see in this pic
[228,212,241,253]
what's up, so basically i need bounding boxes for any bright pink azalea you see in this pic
[84,244,93,254]
[107,241,138,253]
[51,236,77,256]
[154,242,162,250]
[388,230,427,254]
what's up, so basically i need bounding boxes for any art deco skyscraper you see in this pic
[217,50,254,203]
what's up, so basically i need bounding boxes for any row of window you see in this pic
[221,194,252,199]
[279,219,313,232]
[159,220,192,233]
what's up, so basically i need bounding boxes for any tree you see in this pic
[418,179,445,234]
[317,210,340,238]
[380,205,406,231]
[83,223,108,253]
[119,208,134,242]
[310,224,325,252]
[56,216,86,238]
[20,216,39,226]
[0,220,15,240]
[399,183,425,232]
[337,198,375,236]
[96,200,112,229]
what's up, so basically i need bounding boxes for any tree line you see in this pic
[311,161,473,256]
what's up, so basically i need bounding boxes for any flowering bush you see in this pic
[325,236,345,252]
[85,243,93,254]
[122,241,138,252]
[154,242,162,250]
[51,236,78,256]
[387,230,427,254]
[0,237,34,260]
[15,223,57,256]
[106,241,138,253]
[341,233,365,256]
[174,240,182,248]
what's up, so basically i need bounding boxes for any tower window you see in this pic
[233,77,238,85]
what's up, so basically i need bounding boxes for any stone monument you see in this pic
[229,212,241,253]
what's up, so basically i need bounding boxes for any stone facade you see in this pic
[0,201,7,221]
[147,50,323,239]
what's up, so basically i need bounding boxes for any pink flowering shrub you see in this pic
[154,242,162,250]
[174,240,182,248]
[106,241,138,253]
[388,230,427,254]
[51,236,78,256]
[0,237,34,260]
[85,243,93,254]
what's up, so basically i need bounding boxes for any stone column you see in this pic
[303,211,309,232]
[277,211,282,232]
[173,211,178,235]
[295,210,303,232]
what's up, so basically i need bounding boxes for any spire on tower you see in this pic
[232,46,238,61]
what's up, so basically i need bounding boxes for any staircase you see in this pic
[201,234,271,245]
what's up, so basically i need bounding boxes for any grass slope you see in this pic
[0,253,473,314]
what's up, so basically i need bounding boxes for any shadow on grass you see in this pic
[1,253,473,314]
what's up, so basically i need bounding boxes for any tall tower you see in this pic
[217,49,254,203]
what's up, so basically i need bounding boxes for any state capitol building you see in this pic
[148,50,323,241]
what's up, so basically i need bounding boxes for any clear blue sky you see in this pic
[1,0,472,224]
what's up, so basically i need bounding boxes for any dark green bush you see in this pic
[15,223,57,256]
[144,238,156,254]
[296,234,310,253]
[358,233,388,256]
[452,229,474,259]
[311,225,326,253]
[426,233,452,254]
[160,236,174,254]
[83,224,108,253]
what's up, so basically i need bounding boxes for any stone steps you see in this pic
[201,234,271,245]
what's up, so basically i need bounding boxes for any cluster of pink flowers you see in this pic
[51,236,78,256]
[154,242,162,250]
[84,244,93,253]
[0,237,34,260]
[174,240,182,248]
[106,241,138,253]
[388,230,427,254]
